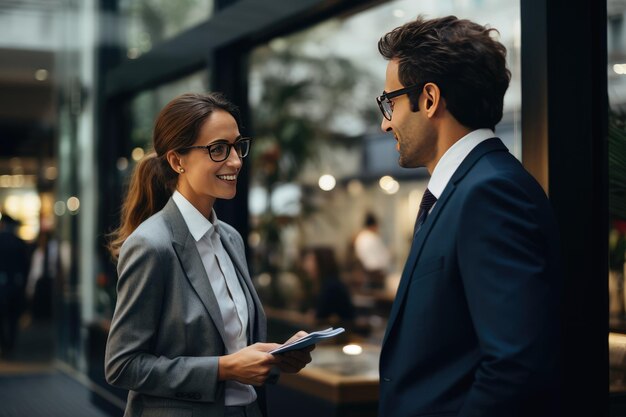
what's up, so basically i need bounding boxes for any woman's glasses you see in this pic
[181,138,251,162]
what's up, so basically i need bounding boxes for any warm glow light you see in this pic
[318,174,336,191]
[35,69,48,81]
[45,166,58,180]
[614,64,626,75]
[379,175,400,194]
[342,344,363,355]
[131,147,145,161]
[67,196,80,212]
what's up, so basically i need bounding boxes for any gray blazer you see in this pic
[105,198,268,417]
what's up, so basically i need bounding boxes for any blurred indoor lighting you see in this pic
[45,166,58,180]
[614,64,626,75]
[379,175,400,194]
[0,175,36,188]
[54,201,67,216]
[342,344,363,355]
[34,69,48,81]
[11,175,25,187]
[67,196,80,212]
[131,147,145,161]
[318,174,336,191]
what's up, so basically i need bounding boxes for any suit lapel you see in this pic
[382,182,456,346]
[163,199,228,345]
[382,138,507,347]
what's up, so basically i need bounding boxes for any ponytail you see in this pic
[108,152,176,260]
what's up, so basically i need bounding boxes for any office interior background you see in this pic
[0,0,611,415]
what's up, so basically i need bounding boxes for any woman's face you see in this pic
[175,110,243,216]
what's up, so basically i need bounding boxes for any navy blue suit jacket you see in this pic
[379,138,561,417]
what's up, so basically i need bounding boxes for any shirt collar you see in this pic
[428,128,495,198]
[171,190,219,242]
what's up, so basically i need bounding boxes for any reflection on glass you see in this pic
[119,0,214,59]
[608,0,626,394]
[128,70,209,150]
[248,0,521,343]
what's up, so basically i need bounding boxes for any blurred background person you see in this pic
[26,230,59,321]
[0,213,30,358]
[300,246,355,326]
[353,212,391,290]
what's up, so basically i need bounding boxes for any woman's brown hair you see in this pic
[108,92,240,259]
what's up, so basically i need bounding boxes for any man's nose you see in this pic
[381,117,392,132]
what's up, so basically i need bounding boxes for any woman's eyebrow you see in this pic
[206,135,243,145]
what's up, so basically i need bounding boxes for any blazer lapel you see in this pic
[382,138,508,346]
[162,199,228,345]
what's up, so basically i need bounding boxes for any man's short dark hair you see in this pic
[378,15,511,130]
[364,212,378,227]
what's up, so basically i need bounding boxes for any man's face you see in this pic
[381,59,437,169]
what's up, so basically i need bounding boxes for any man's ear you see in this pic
[422,83,442,118]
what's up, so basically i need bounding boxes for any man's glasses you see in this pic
[376,84,424,121]
[180,138,251,162]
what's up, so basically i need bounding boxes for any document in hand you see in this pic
[269,327,345,354]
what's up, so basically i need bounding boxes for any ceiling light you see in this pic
[35,69,48,81]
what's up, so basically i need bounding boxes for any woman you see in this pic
[105,92,312,417]
[300,246,355,324]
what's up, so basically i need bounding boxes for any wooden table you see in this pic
[267,344,380,417]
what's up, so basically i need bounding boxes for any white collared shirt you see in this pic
[172,191,255,406]
[428,128,496,201]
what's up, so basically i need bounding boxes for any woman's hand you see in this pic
[274,331,314,374]
[218,343,281,386]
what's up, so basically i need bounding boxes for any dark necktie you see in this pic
[414,188,437,235]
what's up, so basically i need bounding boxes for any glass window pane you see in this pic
[248,0,521,336]
[118,70,209,174]
[608,0,626,394]
[119,0,214,60]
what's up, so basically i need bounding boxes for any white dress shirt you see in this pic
[172,191,255,406]
[427,128,496,203]
[354,229,390,272]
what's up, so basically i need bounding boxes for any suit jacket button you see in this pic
[383,377,391,382]
[192,393,201,400]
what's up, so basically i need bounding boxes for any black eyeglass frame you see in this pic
[376,83,424,121]
[179,138,252,162]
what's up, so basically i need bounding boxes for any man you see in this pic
[375,16,561,417]
[354,212,390,289]
[0,214,29,357]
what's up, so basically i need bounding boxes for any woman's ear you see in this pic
[165,150,184,174]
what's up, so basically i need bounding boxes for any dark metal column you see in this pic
[521,1,608,415]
